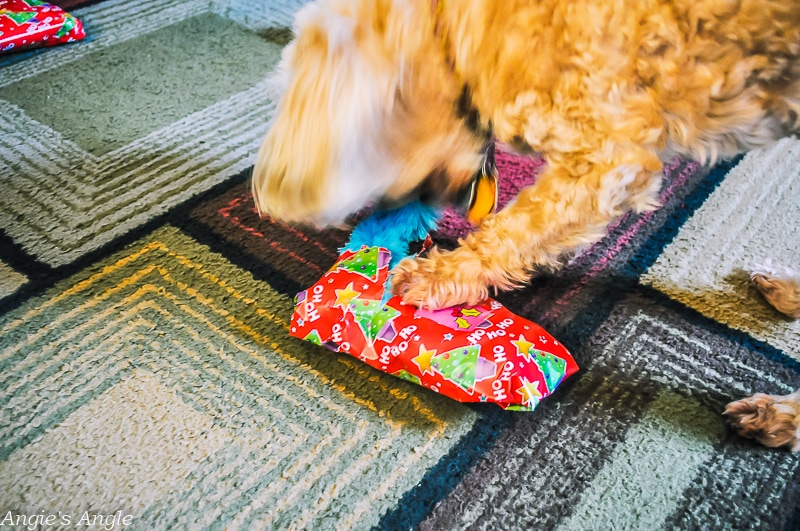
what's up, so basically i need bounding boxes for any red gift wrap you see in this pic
[1,0,85,54]
[291,245,579,411]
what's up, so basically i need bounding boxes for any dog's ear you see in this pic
[252,1,401,225]
[252,21,338,224]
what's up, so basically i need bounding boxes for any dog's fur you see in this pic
[252,0,800,449]
[253,0,800,308]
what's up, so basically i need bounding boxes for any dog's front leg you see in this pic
[392,154,662,309]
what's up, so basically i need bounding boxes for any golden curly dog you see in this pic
[252,0,800,450]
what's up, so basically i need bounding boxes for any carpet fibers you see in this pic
[1,1,798,529]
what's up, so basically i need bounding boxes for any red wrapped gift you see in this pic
[0,0,85,54]
[290,245,579,411]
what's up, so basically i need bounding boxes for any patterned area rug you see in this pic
[1,1,799,529]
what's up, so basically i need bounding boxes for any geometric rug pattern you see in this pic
[0,226,477,528]
[0,0,286,267]
[643,136,800,358]
[418,294,800,530]
[1,1,798,529]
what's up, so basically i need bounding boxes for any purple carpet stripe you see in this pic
[433,147,544,241]
[187,182,350,289]
[566,157,693,270]
[532,159,702,322]
[220,194,342,260]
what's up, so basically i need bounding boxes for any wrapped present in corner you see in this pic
[1,0,86,54]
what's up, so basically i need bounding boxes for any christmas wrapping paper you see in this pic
[290,245,579,411]
[1,0,85,54]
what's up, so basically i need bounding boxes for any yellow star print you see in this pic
[334,282,361,309]
[412,344,437,376]
[512,334,535,361]
[515,377,542,408]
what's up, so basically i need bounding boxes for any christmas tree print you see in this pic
[367,305,399,341]
[391,369,422,386]
[350,299,400,342]
[4,11,37,25]
[338,246,381,280]
[534,349,568,393]
[55,14,76,38]
[431,345,481,390]
[0,1,86,52]
[303,329,323,346]
[351,299,382,333]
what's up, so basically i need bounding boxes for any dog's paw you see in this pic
[724,392,800,451]
[750,261,800,319]
[390,248,490,309]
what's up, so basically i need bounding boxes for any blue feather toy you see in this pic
[340,201,441,270]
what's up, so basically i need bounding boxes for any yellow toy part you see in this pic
[466,169,498,225]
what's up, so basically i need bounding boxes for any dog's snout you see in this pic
[416,167,476,207]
